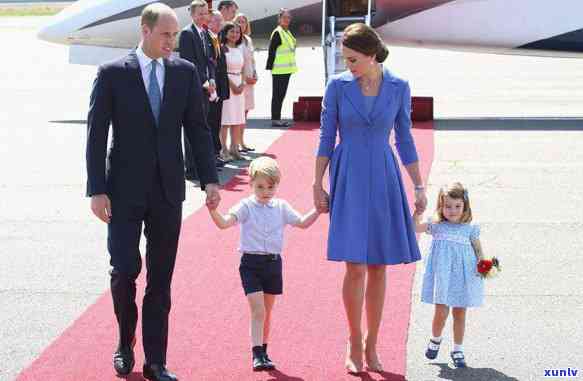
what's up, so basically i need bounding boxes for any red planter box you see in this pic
[293,96,433,122]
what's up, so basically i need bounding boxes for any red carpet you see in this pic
[17,121,433,381]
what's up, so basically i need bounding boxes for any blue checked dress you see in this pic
[421,222,484,307]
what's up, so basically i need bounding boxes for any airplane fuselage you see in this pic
[38,0,583,65]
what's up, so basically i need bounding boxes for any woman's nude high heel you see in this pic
[345,341,364,374]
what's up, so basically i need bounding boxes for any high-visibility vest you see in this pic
[271,26,298,75]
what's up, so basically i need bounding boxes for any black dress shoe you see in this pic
[263,353,275,370]
[143,364,178,381]
[252,345,271,371]
[113,345,135,376]
[261,344,275,370]
[185,173,199,181]
[253,355,268,372]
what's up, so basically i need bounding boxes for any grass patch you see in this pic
[0,6,63,17]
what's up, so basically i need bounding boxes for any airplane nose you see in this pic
[37,20,68,44]
[36,1,90,45]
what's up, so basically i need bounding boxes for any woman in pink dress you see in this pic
[220,22,245,161]
[235,13,256,153]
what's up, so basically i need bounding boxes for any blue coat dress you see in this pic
[317,68,422,265]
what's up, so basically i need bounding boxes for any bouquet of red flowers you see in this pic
[477,257,501,279]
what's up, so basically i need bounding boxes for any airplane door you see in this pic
[327,0,376,17]
[323,0,375,81]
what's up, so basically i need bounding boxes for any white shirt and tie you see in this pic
[194,23,215,100]
[194,23,208,58]
[136,44,165,100]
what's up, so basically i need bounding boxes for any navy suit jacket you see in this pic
[178,24,215,87]
[86,51,218,206]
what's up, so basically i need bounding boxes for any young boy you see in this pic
[207,156,321,371]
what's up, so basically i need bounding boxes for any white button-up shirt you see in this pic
[136,44,165,100]
[229,196,302,255]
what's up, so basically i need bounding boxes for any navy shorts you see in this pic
[239,254,283,295]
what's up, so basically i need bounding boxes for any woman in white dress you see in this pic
[235,13,256,152]
[220,22,245,161]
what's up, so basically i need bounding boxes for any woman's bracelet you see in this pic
[414,185,425,192]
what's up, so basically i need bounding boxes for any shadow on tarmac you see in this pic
[265,368,306,380]
[346,370,406,381]
[431,362,519,380]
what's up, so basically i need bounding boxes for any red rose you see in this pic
[477,259,493,274]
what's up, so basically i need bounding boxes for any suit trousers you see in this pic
[107,168,182,365]
[207,99,223,155]
[271,73,291,121]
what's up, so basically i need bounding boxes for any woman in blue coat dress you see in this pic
[313,23,428,373]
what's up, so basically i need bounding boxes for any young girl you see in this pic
[413,182,485,368]
[207,157,322,371]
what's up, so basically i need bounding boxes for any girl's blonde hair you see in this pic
[434,182,473,223]
[249,157,281,184]
[235,13,251,36]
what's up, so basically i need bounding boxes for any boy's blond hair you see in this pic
[433,182,473,223]
[249,157,281,184]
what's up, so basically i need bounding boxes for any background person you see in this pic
[207,10,230,166]
[219,22,245,161]
[235,12,257,152]
[178,0,216,181]
[217,0,238,22]
[265,8,297,127]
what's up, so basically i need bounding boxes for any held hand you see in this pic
[205,183,221,211]
[414,189,428,215]
[313,185,330,214]
[90,194,112,223]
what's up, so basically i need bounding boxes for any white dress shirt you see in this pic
[229,196,302,255]
[136,44,165,100]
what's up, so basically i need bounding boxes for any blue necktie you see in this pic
[148,60,162,125]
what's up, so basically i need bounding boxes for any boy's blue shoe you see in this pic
[450,351,467,368]
[425,339,441,360]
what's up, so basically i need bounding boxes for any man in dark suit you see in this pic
[86,4,220,381]
[178,0,217,181]
[206,10,229,159]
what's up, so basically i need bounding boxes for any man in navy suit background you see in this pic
[86,3,220,380]
[206,10,230,160]
[178,0,216,181]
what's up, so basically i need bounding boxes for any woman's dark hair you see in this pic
[220,21,243,46]
[342,23,389,63]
